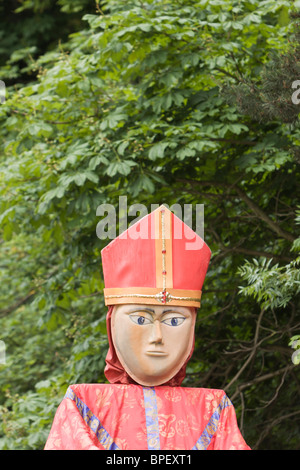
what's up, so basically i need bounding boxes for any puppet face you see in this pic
[111,304,196,386]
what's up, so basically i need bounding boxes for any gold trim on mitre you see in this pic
[103,287,202,308]
[155,206,173,290]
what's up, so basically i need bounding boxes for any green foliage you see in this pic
[237,255,300,310]
[222,8,300,125]
[0,0,299,450]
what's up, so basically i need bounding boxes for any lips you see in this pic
[146,351,168,356]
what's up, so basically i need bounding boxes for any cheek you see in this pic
[165,321,193,356]
[127,325,145,355]
[116,324,154,378]
[115,321,147,366]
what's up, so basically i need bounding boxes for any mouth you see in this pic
[146,351,168,356]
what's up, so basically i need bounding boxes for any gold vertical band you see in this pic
[155,207,173,290]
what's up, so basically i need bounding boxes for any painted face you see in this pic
[111,304,196,386]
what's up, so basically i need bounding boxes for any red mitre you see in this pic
[101,205,211,308]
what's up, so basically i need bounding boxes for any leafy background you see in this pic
[0,0,299,450]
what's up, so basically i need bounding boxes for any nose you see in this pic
[150,320,163,344]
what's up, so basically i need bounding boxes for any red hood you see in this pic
[104,306,195,386]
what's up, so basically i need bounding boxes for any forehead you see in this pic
[114,304,195,317]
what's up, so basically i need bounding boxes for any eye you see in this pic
[162,316,185,327]
[129,315,152,325]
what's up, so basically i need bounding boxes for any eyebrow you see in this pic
[126,308,155,314]
[126,308,186,315]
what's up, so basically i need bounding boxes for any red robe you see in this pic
[44,383,250,450]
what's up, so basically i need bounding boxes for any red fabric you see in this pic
[102,210,157,289]
[101,207,211,293]
[104,306,195,386]
[172,213,210,290]
[44,384,250,450]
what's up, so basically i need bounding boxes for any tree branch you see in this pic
[224,308,265,392]
[253,409,300,449]
[0,292,35,318]
[175,179,296,242]
[233,185,296,243]
[230,364,295,401]
[210,246,292,264]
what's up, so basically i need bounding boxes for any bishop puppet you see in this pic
[44,205,250,450]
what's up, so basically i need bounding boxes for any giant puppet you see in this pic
[45,205,250,450]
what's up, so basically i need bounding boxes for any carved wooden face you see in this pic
[111,304,196,386]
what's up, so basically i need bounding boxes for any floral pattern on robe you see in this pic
[44,384,250,451]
